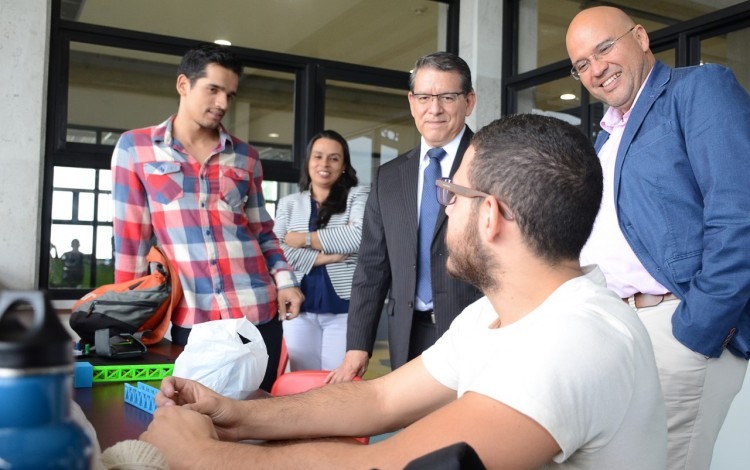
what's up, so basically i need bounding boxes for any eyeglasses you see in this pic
[570,26,636,80]
[411,92,465,105]
[436,178,515,221]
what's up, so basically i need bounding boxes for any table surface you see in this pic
[73,340,271,450]
[74,340,183,450]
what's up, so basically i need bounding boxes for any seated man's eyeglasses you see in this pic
[570,25,636,80]
[436,178,515,221]
[411,92,465,105]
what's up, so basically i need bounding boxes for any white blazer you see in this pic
[273,185,369,300]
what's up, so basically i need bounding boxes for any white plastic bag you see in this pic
[172,318,268,399]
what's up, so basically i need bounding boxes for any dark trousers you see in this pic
[171,315,282,392]
[407,313,439,361]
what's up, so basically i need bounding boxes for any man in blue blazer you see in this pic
[567,6,750,469]
[327,52,482,382]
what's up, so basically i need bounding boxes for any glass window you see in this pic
[517,0,747,73]
[66,43,295,162]
[324,80,418,185]
[515,76,584,127]
[701,28,750,90]
[49,167,112,290]
[654,50,676,68]
[61,0,447,72]
[262,181,281,219]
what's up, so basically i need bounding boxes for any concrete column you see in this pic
[458,0,503,131]
[0,0,51,289]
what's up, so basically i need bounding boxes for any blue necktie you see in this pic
[416,147,446,304]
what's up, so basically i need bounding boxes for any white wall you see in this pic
[0,0,50,289]
[459,0,503,131]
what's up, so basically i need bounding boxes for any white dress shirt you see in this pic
[415,127,466,310]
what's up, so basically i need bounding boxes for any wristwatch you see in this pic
[305,232,312,248]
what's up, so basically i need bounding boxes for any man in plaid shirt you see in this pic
[111,44,304,391]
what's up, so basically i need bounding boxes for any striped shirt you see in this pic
[272,186,369,300]
[111,116,297,327]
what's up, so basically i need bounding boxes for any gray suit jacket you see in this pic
[346,127,482,369]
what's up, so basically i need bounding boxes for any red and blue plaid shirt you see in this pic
[111,116,297,327]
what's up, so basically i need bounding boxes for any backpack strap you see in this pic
[146,245,183,340]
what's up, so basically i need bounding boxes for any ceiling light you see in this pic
[268,132,279,138]
[560,93,576,101]
[214,39,231,46]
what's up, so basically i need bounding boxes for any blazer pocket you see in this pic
[627,121,673,156]
[667,250,702,284]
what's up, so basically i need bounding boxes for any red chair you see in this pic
[277,338,289,378]
[270,370,368,444]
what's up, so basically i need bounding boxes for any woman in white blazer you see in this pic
[273,130,369,371]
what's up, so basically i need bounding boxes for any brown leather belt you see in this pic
[623,293,678,310]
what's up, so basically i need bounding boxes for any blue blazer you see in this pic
[595,60,750,358]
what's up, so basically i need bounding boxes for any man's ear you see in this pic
[481,195,514,244]
[176,74,190,96]
[480,196,501,243]
[464,90,477,117]
[634,24,651,53]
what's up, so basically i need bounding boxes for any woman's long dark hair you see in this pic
[299,130,358,228]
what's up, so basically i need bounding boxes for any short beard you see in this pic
[447,213,498,293]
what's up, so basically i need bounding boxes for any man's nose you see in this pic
[588,57,608,77]
[216,93,230,109]
[428,96,444,112]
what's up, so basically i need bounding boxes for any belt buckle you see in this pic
[416,309,436,324]
[627,295,638,312]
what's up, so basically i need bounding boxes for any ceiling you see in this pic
[66,0,444,73]
[62,0,748,126]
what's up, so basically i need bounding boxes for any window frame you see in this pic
[502,0,750,137]
[41,0,460,298]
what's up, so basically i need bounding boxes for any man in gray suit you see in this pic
[327,52,482,382]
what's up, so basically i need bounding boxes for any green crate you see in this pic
[92,363,174,382]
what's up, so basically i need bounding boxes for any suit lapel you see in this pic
[400,147,421,241]
[433,127,473,239]
[613,61,670,203]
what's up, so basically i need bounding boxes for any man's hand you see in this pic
[156,376,243,441]
[278,286,304,321]
[140,405,219,468]
[326,350,369,383]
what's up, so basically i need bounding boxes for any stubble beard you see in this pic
[446,214,498,293]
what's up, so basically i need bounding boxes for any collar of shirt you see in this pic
[153,115,235,157]
[417,127,466,210]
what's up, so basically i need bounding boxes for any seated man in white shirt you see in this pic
[140,114,667,469]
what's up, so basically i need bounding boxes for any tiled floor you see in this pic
[362,339,392,380]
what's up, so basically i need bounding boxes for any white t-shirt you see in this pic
[421,266,666,469]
